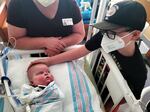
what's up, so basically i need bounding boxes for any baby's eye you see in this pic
[37,71,44,75]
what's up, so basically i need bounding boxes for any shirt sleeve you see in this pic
[7,0,26,28]
[85,31,103,51]
[70,0,82,24]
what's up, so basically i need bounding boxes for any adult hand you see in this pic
[44,48,61,56]
[44,37,66,56]
[44,47,64,57]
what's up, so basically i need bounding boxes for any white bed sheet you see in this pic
[6,57,102,112]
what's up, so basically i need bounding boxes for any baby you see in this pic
[27,63,54,87]
[20,62,64,112]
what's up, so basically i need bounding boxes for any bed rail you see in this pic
[0,48,24,112]
[93,48,143,112]
[0,48,49,112]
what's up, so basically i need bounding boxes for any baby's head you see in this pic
[27,63,54,86]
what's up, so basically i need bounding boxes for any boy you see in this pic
[32,1,147,99]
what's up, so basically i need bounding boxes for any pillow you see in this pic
[7,57,70,90]
[7,58,43,89]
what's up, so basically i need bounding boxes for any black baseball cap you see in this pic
[93,0,147,31]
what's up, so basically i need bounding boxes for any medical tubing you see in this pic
[26,104,31,112]
[0,37,16,60]
[0,94,20,98]
[1,76,11,86]
[0,48,15,62]
[7,37,17,49]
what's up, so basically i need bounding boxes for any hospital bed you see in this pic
[1,46,150,112]
[0,47,102,112]
[91,48,150,112]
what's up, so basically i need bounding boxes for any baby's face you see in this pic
[28,64,54,86]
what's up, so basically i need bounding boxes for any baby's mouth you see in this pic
[46,76,50,79]
[46,76,53,81]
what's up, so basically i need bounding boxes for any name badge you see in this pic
[62,18,73,26]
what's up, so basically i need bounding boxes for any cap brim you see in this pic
[93,21,122,30]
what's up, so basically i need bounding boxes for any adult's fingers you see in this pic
[56,43,65,51]
[54,40,66,51]
[44,48,61,56]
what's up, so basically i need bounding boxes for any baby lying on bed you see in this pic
[20,63,64,112]
[27,62,54,87]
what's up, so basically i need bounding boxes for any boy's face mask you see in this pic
[37,0,56,7]
[101,31,134,53]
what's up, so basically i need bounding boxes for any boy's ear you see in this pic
[131,30,141,40]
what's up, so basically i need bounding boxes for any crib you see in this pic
[0,47,149,112]
[0,47,102,112]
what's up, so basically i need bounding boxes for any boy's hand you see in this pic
[30,58,51,66]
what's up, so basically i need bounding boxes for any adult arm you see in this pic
[7,14,84,52]
[8,23,65,51]
[60,20,85,47]
[59,0,85,47]
[7,0,65,51]
[45,20,85,56]
[7,23,44,49]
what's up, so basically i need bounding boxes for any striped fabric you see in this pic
[21,82,64,112]
[67,62,94,112]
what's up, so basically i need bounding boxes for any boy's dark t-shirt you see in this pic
[85,32,147,99]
